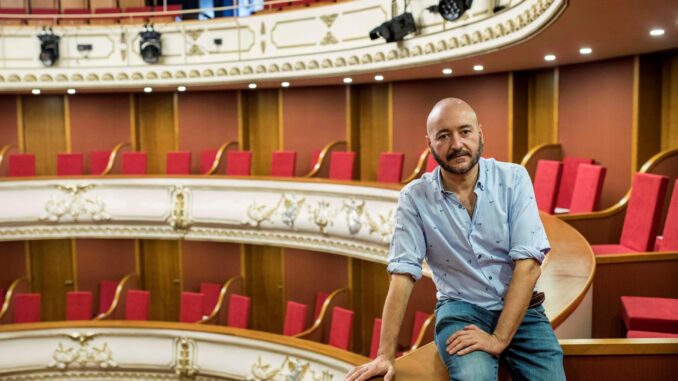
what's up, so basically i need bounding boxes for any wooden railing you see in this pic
[0,144,18,173]
[294,287,349,338]
[519,143,563,181]
[406,313,435,353]
[401,148,431,184]
[100,142,131,175]
[198,275,243,324]
[94,272,138,320]
[0,276,29,321]
[205,141,239,175]
[303,140,347,178]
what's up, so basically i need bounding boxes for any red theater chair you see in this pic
[622,296,678,337]
[370,318,382,359]
[200,150,217,174]
[227,294,251,328]
[91,7,121,24]
[410,311,431,348]
[57,153,84,176]
[98,280,118,315]
[314,291,329,321]
[28,8,59,26]
[120,6,152,24]
[90,151,111,175]
[0,8,26,25]
[591,173,669,255]
[425,154,438,173]
[377,152,404,183]
[225,151,252,176]
[200,282,221,317]
[533,160,563,214]
[654,180,678,252]
[328,306,354,350]
[13,293,41,323]
[328,152,355,181]
[271,151,297,177]
[309,149,321,172]
[166,151,191,175]
[180,292,205,323]
[283,301,308,336]
[125,289,150,320]
[121,152,147,175]
[150,4,181,23]
[568,164,607,214]
[66,291,93,320]
[60,8,90,25]
[554,157,594,213]
[8,154,36,177]
[0,288,5,312]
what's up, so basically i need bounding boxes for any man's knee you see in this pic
[443,351,498,381]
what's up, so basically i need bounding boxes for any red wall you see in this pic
[558,57,635,208]
[392,74,510,176]
[281,86,347,176]
[0,241,26,288]
[0,95,18,177]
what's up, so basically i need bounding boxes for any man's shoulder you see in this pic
[400,169,437,197]
[482,158,527,180]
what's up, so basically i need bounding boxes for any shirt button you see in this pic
[477,254,481,259]
[489,276,493,280]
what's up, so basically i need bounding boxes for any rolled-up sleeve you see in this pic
[386,191,426,281]
[508,166,550,264]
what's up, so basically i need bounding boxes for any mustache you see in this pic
[446,149,470,161]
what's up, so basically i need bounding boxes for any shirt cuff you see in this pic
[387,262,422,281]
[509,245,546,265]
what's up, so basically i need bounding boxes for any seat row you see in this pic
[533,157,606,214]
[0,4,182,25]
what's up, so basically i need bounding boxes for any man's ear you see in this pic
[425,134,431,147]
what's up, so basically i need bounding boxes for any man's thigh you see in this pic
[434,300,499,381]
[503,305,566,381]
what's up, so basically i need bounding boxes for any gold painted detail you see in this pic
[320,32,338,46]
[186,29,204,41]
[174,337,197,377]
[319,14,338,28]
[47,333,117,370]
[308,201,336,235]
[243,196,283,228]
[187,44,205,56]
[342,199,364,236]
[40,184,110,222]
[249,356,332,381]
[365,209,395,243]
[167,186,192,230]
[281,194,305,229]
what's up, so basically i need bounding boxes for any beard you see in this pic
[430,138,484,175]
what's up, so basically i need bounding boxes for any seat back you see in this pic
[328,152,355,181]
[66,291,93,320]
[620,173,669,252]
[283,301,308,336]
[13,293,41,323]
[410,311,430,346]
[377,152,404,183]
[125,289,150,320]
[8,154,36,177]
[310,149,321,172]
[180,292,204,323]
[90,151,111,175]
[658,180,678,251]
[121,152,147,175]
[98,280,118,314]
[166,151,191,175]
[271,151,297,177]
[370,318,382,359]
[227,294,251,328]
[200,150,217,174]
[569,164,607,213]
[425,153,438,173]
[314,291,329,321]
[328,306,354,350]
[57,153,84,175]
[199,282,222,317]
[533,160,563,214]
[225,151,252,176]
[556,157,594,209]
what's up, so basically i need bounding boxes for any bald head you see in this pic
[426,98,479,137]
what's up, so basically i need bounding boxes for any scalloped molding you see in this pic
[0,0,565,90]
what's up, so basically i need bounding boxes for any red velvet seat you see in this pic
[283,301,308,336]
[0,8,26,25]
[226,151,252,176]
[125,289,150,320]
[29,8,58,25]
[655,180,678,252]
[621,296,678,334]
[60,8,89,25]
[369,318,382,359]
[568,164,607,213]
[200,150,218,174]
[627,330,678,338]
[98,280,118,315]
[8,154,36,177]
[592,173,669,255]
[555,157,594,212]
[121,152,147,175]
[271,151,297,177]
[199,282,222,317]
[13,293,41,323]
[314,291,329,320]
[328,152,355,181]
[92,7,121,24]
[410,311,430,346]
[57,153,84,176]
[66,291,93,321]
[227,294,251,328]
[120,6,152,23]
[425,153,437,173]
[377,152,404,183]
[328,306,354,350]
[533,160,563,214]
[180,292,204,323]
[90,151,111,175]
[309,149,321,172]
[0,288,5,312]
[166,151,191,175]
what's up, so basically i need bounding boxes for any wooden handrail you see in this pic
[0,144,18,173]
[303,140,348,178]
[0,276,29,321]
[198,275,243,324]
[294,287,349,338]
[519,143,563,167]
[95,273,138,320]
[206,141,239,175]
[101,142,131,175]
[406,313,435,353]
[401,148,431,184]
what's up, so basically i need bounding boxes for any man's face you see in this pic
[426,112,483,176]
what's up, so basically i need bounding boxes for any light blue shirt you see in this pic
[387,158,550,311]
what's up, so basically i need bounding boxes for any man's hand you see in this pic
[345,355,395,381]
[445,325,507,357]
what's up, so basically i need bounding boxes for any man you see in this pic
[345,98,565,381]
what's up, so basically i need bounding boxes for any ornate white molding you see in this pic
[0,0,565,90]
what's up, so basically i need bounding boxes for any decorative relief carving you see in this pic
[319,14,337,28]
[365,209,394,243]
[187,44,205,56]
[167,186,192,230]
[47,333,117,370]
[342,199,364,236]
[174,337,197,377]
[308,200,335,235]
[248,356,332,381]
[244,197,283,228]
[186,29,203,41]
[40,184,110,223]
[280,194,305,229]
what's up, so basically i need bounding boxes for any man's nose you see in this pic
[449,136,463,150]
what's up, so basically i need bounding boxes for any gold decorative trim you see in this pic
[47,333,117,370]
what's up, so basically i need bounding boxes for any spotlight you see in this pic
[38,28,60,67]
[427,0,474,22]
[369,12,416,43]
[139,24,162,64]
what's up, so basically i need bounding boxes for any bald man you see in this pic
[345,99,565,381]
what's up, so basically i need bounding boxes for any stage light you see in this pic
[139,24,162,64]
[442,68,453,75]
[281,81,290,88]
[67,89,76,94]
[579,47,592,55]
[177,86,186,92]
[369,12,416,43]
[427,0,474,22]
[38,28,60,67]
[374,75,384,81]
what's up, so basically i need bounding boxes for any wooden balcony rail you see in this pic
[0,144,18,172]
[520,143,563,181]
[294,287,349,339]
[303,140,348,178]
[101,142,131,175]
[406,313,435,353]
[205,141,239,175]
[198,275,243,324]
[95,272,138,320]
[0,276,29,321]
[401,148,431,184]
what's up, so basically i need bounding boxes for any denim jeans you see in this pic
[434,299,566,381]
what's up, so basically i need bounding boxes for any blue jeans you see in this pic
[434,300,566,381]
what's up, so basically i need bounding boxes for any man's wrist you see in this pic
[375,350,396,362]
[491,332,510,348]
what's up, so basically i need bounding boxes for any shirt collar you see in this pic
[431,158,487,201]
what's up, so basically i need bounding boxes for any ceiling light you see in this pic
[177,86,186,92]
[374,74,384,81]
[579,47,592,55]
[473,65,484,71]
[544,54,556,61]
[442,68,453,75]
[281,81,290,88]
[143,87,152,93]
[31,89,41,95]
[650,28,665,36]
[343,77,353,84]
[67,88,76,95]
[248,83,257,89]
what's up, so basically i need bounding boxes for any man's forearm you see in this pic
[377,274,415,359]
[492,259,541,347]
